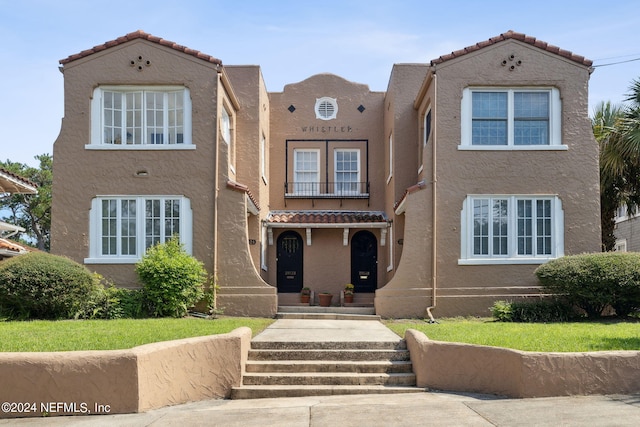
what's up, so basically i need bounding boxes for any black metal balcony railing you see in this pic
[284,182,370,198]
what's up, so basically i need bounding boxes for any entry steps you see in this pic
[277,305,377,320]
[231,324,422,399]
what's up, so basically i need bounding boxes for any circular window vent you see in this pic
[315,97,338,120]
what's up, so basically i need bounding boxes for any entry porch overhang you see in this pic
[264,210,389,246]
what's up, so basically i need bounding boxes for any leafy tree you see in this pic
[0,154,52,251]
[594,78,640,251]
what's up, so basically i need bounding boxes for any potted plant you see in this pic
[318,292,333,307]
[343,284,354,304]
[300,287,311,304]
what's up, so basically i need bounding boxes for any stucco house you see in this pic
[51,30,600,318]
[0,168,38,259]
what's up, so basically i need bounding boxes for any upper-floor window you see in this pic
[460,88,564,150]
[293,149,320,195]
[89,86,192,149]
[335,149,360,195]
[85,195,192,263]
[459,195,564,265]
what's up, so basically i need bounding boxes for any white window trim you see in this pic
[261,133,268,185]
[291,148,321,196]
[334,148,361,195]
[88,86,193,150]
[387,134,393,185]
[261,223,268,271]
[615,239,627,252]
[387,225,394,272]
[85,195,193,264]
[459,87,566,151]
[459,195,564,265]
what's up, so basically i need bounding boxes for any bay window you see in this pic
[86,196,192,263]
[89,86,192,148]
[460,195,563,264]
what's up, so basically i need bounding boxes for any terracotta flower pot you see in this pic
[318,293,333,307]
[344,294,354,304]
[301,295,310,303]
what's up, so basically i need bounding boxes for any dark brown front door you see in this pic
[351,230,377,293]
[277,230,303,293]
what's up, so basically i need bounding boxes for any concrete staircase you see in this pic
[231,312,424,399]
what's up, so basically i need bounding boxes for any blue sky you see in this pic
[1,0,639,167]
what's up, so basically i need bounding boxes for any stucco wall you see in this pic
[405,329,640,398]
[0,328,251,418]
[51,39,220,287]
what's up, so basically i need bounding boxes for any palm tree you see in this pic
[595,78,640,251]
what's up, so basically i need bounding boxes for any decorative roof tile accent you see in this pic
[431,30,592,67]
[0,168,38,194]
[59,30,223,66]
[394,181,427,212]
[267,210,388,225]
[226,180,260,211]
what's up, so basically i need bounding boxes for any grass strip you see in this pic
[384,317,640,352]
[0,316,274,352]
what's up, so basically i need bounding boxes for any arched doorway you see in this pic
[276,230,303,293]
[351,230,377,293]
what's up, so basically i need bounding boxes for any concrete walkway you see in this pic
[2,318,640,426]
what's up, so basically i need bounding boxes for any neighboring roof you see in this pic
[431,30,592,67]
[59,30,223,66]
[0,168,37,194]
[0,238,29,257]
[266,210,388,226]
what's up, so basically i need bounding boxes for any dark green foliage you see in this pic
[0,252,100,319]
[491,299,577,322]
[136,237,206,318]
[78,282,147,320]
[535,252,640,318]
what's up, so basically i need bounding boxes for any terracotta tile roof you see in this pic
[267,210,388,225]
[226,180,260,211]
[0,238,28,256]
[59,30,223,66]
[394,181,427,212]
[431,30,592,67]
[0,168,37,194]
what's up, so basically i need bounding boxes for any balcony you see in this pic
[285,181,370,199]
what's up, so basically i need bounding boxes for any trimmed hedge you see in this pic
[0,252,100,320]
[491,299,577,322]
[535,252,640,318]
[136,237,206,318]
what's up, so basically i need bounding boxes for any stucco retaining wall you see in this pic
[405,329,640,398]
[0,327,252,418]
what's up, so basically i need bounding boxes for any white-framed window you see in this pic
[387,134,393,184]
[334,149,360,195]
[387,225,394,272]
[260,133,268,184]
[221,107,231,143]
[261,224,268,271]
[85,196,192,264]
[89,86,192,149]
[460,87,564,150]
[293,149,320,195]
[615,239,628,252]
[424,108,432,147]
[315,97,338,120]
[459,195,564,265]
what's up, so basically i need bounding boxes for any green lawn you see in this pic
[0,317,275,352]
[384,317,640,352]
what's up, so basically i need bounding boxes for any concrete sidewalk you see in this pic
[2,319,639,425]
[3,391,639,426]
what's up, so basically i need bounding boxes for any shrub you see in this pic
[535,252,640,318]
[491,299,577,322]
[136,237,206,317]
[0,252,100,320]
[79,280,147,320]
